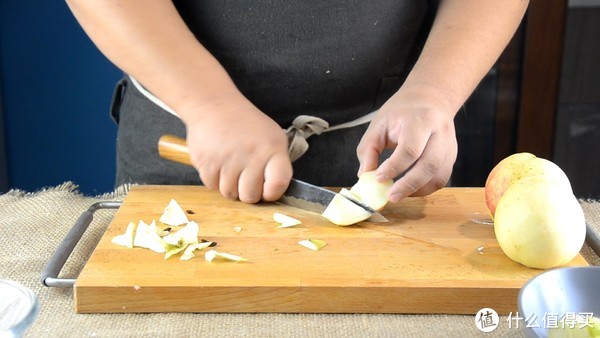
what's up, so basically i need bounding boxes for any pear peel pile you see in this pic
[111,199,246,262]
[111,218,208,260]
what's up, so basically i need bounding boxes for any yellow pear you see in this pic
[485,153,571,218]
[494,176,585,269]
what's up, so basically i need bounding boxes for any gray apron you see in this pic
[110,0,438,187]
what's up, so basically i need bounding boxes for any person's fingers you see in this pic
[410,167,451,197]
[410,136,457,196]
[237,161,265,204]
[217,161,243,200]
[196,162,220,191]
[387,131,446,202]
[261,152,292,202]
[356,125,385,177]
[376,125,430,182]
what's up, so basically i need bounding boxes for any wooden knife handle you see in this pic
[158,134,193,166]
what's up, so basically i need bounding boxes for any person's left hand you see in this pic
[356,85,458,203]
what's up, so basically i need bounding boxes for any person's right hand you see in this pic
[183,94,293,204]
[64,0,292,203]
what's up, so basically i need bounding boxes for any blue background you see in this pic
[0,1,121,194]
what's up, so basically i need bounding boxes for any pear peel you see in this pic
[273,212,302,228]
[162,221,200,259]
[298,239,327,251]
[180,242,214,261]
[163,243,188,260]
[205,249,248,263]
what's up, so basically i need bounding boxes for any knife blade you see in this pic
[157,134,387,221]
[279,178,334,214]
[279,179,388,222]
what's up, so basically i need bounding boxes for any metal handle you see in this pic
[587,223,600,259]
[41,201,122,287]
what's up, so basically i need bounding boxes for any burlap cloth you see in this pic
[1,183,599,338]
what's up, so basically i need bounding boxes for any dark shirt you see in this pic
[113,1,439,187]
[173,1,438,126]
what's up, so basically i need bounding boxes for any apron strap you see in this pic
[130,76,180,117]
[129,76,377,161]
[285,115,329,161]
[285,111,377,161]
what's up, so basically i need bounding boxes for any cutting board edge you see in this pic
[74,284,520,315]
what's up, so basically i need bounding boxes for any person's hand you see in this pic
[184,94,292,203]
[357,85,458,203]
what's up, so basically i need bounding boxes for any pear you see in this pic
[348,170,393,211]
[494,176,585,269]
[322,170,393,226]
[485,153,571,218]
[159,199,189,226]
[322,191,372,226]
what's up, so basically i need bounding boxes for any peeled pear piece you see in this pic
[111,221,136,248]
[348,170,393,211]
[322,170,393,226]
[133,220,166,253]
[322,191,372,226]
[159,199,189,226]
[162,221,199,246]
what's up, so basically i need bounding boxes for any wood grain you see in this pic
[157,134,192,166]
[74,186,588,314]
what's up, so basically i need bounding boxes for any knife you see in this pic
[157,134,387,222]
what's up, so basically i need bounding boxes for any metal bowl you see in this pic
[518,266,600,337]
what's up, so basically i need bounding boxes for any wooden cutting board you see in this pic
[74,185,588,314]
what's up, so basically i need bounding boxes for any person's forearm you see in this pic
[402,0,529,113]
[66,0,240,124]
[68,0,293,202]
